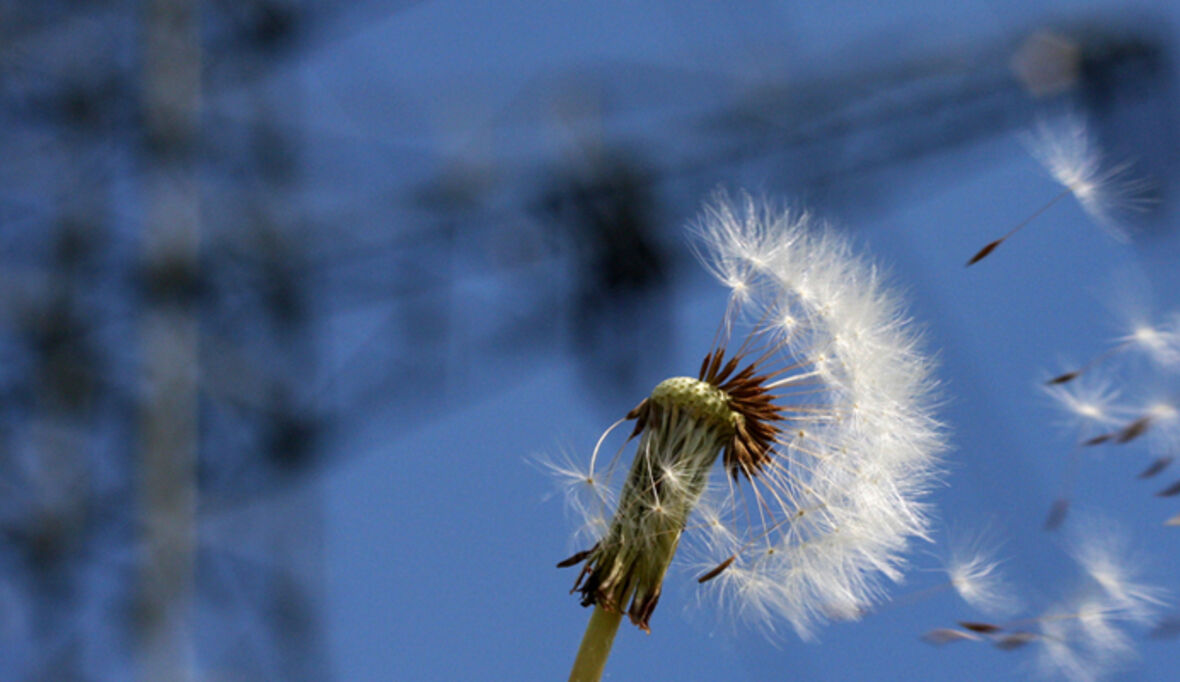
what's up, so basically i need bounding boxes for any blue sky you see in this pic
[201,0,1180,679]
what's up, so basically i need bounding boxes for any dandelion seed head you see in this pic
[553,191,942,638]
[1146,399,1178,423]
[1095,268,1180,367]
[1134,397,1180,454]
[692,193,793,316]
[941,528,1020,616]
[1036,609,1096,682]
[1076,598,1138,663]
[1119,317,1180,368]
[1042,373,1124,439]
[1070,519,1167,622]
[1133,324,1164,351]
[686,191,943,636]
[1024,113,1152,239]
[1033,586,1158,682]
[993,523,1170,682]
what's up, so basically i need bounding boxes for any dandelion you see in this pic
[1093,397,1180,454]
[1136,456,1172,480]
[1024,114,1150,236]
[1039,282,1180,526]
[1069,519,1167,620]
[1040,373,1127,528]
[966,112,1151,266]
[942,529,1020,616]
[555,192,943,680]
[1042,393,1180,527]
[924,521,1167,681]
[871,526,1018,618]
[1031,526,1166,680]
[1045,312,1180,387]
[1042,373,1125,441]
[1119,315,1180,368]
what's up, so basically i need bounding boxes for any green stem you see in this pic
[568,606,623,682]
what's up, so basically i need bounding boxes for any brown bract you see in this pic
[558,347,789,632]
[698,348,785,481]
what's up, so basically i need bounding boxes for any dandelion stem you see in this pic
[568,605,623,682]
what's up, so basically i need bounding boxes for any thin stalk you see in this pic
[568,606,623,682]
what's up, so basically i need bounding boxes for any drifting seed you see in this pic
[1045,498,1070,530]
[696,556,736,583]
[1083,433,1112,446]
[1149,615,1180,639]
[1116,416,1152,444]
[959,621,1003,634]
[994,632,1038,650]
[966,239,1003,266]
[1138,457,1173,479]
[1155,480,1180,497]
[1045,370,1080,385]
[922,628,980,645]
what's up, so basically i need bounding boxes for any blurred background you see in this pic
[2,0,1180,680]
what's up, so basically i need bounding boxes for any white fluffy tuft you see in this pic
[686,191,944,638]
[1023,113,1153,240]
